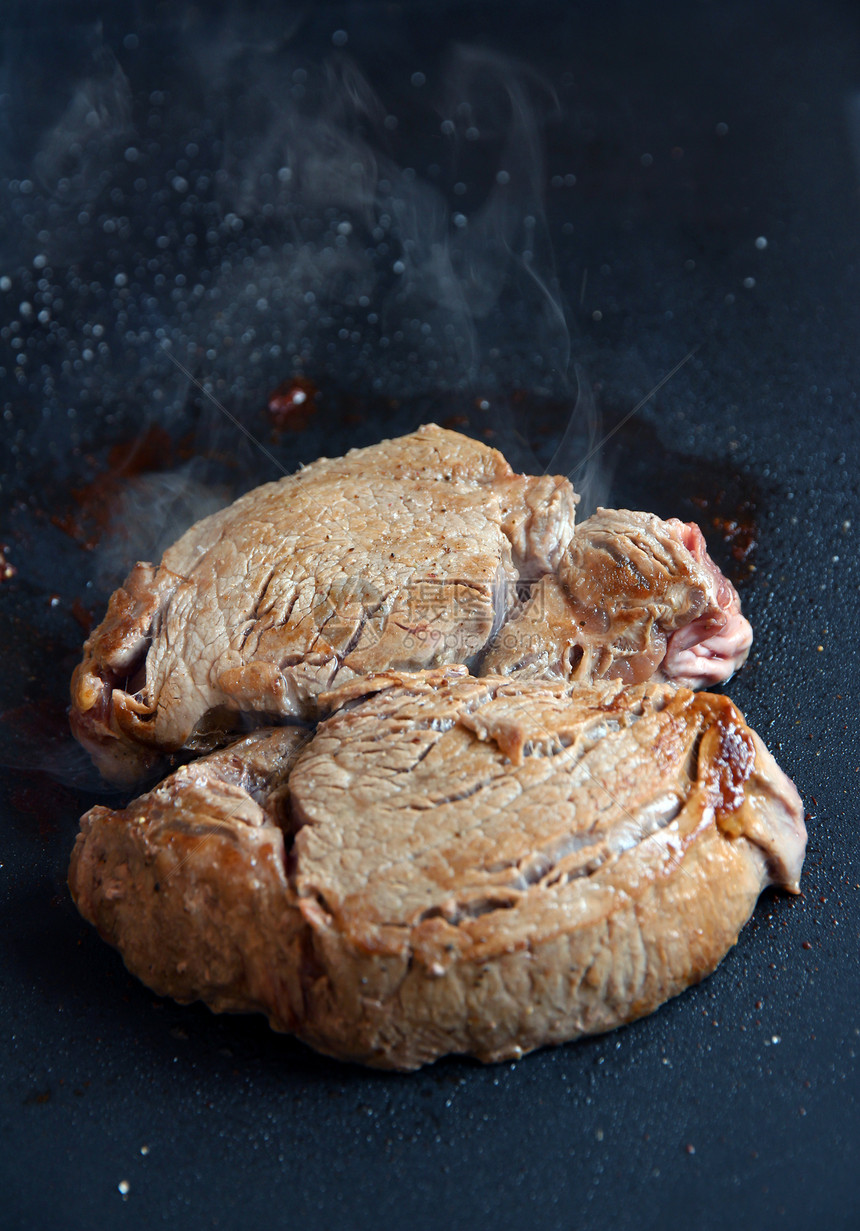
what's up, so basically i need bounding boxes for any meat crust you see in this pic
[70,426,578,785]
[69,671,805,1070]
[482,509,752,687]
[70,428,751,787]
[68,728,309,1012]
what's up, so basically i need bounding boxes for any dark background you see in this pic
[1,1,859,1227]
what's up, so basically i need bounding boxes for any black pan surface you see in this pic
[2,2,859,1227]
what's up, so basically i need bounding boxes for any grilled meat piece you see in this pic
[483,508,752,687]
[69,670,805,1070]
[70,427,750,787]
[68,727,308,1013]
[70,425,577,785]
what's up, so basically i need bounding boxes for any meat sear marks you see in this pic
[66,426,804,1069]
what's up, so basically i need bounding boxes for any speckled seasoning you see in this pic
[1,2,858,1228]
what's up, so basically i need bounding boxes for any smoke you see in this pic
[0,13,612,790]
[434,47,568,367]
[178,36,573,401]
[547,370,613,518]
[32,41,133,208]
[91,466,229,593]
[1,18,587,475]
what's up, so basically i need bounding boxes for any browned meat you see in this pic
[70,427,750,787]
[68,727,308,1012]
[70,425,578,785]
[482,508,752,687]
[68,669,805,1070]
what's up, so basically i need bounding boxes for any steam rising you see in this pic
[549,372,612,518]
[92,468,229,592]
[2,21,585,477]
[189,39,572,399]
[33,42,133,207]
[0,17,608,790]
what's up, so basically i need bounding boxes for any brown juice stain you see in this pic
[523,406,762,584]
[1,697,72,747]
[71,598,96,635]
[691,501,758,570]
[266,377,319,433]
[1,701,84,837]
[51,425,195,551]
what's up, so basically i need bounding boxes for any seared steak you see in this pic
[70,426,751,786]
[70,425,576,785]
[69,669,805,1070]
[483,508,752,687]
[69,727,308,1013]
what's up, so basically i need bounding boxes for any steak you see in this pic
[70,426,751,786]
[70,425,576,785]
[69,669,805,1070]
[483,508,752,687]
[69,726,308,1014]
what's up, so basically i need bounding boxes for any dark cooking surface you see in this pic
[2,1,860,1227]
